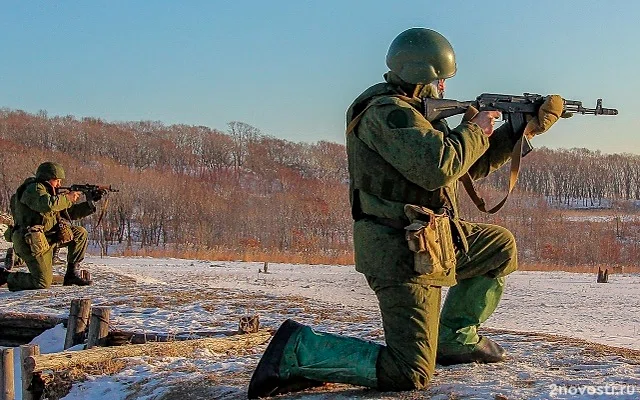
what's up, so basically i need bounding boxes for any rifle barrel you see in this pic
[564,98,618,116]
[564,105,618,115]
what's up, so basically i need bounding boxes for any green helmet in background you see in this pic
[35,162,66,180]
[386,28,457,84]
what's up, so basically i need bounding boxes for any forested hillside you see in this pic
[1,108,639,270]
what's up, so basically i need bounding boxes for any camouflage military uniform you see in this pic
[346,71,518,389]
[7,171,95,291]
[247,29,527,398]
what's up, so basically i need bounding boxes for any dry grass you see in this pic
[110,247,640,274]
[519,263,640,274]
[115,247,355,266]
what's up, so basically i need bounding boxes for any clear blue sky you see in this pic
[1,1,639,153]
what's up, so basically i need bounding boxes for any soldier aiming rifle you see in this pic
[1,163,116,291]
[248,27,618,398]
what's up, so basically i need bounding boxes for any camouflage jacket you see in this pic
[346,73,518,285]
[10,177,95,234]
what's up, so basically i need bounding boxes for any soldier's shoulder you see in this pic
[366,96,420,126]
[24,179,43,189]
[20,179,45,195]
[369,95,412,107]
[371,95,418,114]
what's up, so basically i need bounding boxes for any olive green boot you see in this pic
[248,319,381,398]
[437,275,506,365]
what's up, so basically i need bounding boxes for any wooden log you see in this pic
[86,307,110,349]
[64,299,91,350]
[0,312,67,346]
[0,327,50,338]
[0,312,65,329]
[1,347,15,400]
[20,345,39,400]
[106,329,251,346]
[24,329,271,374]
[0,339,28,348]
[0,329,45,348]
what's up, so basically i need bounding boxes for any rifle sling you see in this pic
[460,124,534,214]
[95,197,109,227]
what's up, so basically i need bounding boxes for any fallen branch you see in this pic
[106,314,260,346]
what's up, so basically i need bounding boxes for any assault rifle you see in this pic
[422,93,618,156]
[60,184,119,199]
[422,93,618,214]
[59,184,118,226]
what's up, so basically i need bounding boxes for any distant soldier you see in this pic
[248,28,565,397]
[0,162,104,290]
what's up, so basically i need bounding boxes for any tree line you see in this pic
[0,108,638,270]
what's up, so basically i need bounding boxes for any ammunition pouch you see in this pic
[24,225,50,256]
[404,204,456,277]
[55,219,74,244]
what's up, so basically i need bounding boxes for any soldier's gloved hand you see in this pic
[525,95,567,138]
[89,189,106,202]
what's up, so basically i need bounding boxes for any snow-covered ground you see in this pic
[1,255,639,399]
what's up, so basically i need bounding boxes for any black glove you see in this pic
[90,189,106,202]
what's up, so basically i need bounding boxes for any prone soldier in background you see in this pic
[0,162,105,290]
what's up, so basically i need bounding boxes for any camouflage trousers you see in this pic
[8,225,88,291]
[368,221,518,390]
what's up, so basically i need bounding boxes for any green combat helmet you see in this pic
[35,162,65,180]
[386,28,457,84]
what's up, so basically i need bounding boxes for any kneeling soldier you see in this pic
[0,162,102,291]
